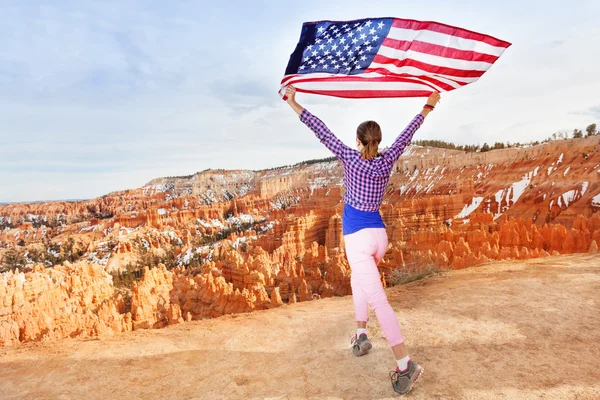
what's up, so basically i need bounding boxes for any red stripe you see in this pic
[281,75,297,86]
[410,75,461,91]
[365,67,470,88]
[382,38,499,64]
[372,54,485,78]
[364,71,467,89]
[391,18,511,48]
[295,87,432,99]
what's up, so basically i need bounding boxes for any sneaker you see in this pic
[350,333,372,356]
[389,360,423,395]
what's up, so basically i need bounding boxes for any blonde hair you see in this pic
[357,120,382,160]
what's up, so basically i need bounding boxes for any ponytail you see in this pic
[361,140,379,160]
[357,120,382,160]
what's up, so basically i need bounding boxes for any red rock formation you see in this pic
[270,287,284,307]
[0,263,131,347]
[2,135,600,346]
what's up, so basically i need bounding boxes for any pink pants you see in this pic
[344,228,405,347]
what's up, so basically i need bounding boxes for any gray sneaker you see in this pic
[390,360,423,395]
[351,333,372,356]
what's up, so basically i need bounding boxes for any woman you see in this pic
[285,85,440,395]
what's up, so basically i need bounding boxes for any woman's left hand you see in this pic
[285,86,297,104]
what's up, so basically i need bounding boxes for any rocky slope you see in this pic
[1,135,600,346]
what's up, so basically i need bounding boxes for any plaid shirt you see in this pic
[300,109,424,212]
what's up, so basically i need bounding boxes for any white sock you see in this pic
[357,328,367,337]
[396,355,411,371]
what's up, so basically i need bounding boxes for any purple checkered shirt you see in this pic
[300,109,424,212]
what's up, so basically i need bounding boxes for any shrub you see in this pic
[1,248,26,272]
[386,263,445,286]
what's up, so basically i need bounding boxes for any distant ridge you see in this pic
[0,199,88,206]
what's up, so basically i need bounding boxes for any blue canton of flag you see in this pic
[285,18,393,76]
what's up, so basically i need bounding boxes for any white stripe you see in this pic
[282,71,388,82]
[280,72,387,90]
[368,62,480,83]
[378,45,493,71]
[281,73,461,93]
[281,78,435,93]
[388,26,507,57]
[430,75,468,88]
[416,75,464,89]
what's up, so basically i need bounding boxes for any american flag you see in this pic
[280,17,511,98]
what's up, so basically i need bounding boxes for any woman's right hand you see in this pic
[285,86,297,104]
[427,91,441,107]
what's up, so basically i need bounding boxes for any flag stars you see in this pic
[297,20,385,75]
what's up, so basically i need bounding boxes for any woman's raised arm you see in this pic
[383,92,441,164]
[285,86,353,163]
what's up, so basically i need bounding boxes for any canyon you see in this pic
[1,135,600,347]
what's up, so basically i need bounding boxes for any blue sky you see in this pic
[1,1,599,202]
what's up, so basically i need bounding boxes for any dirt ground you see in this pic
[2,254,600,400]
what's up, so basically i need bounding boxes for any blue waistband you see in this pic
[342,203,385,235]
